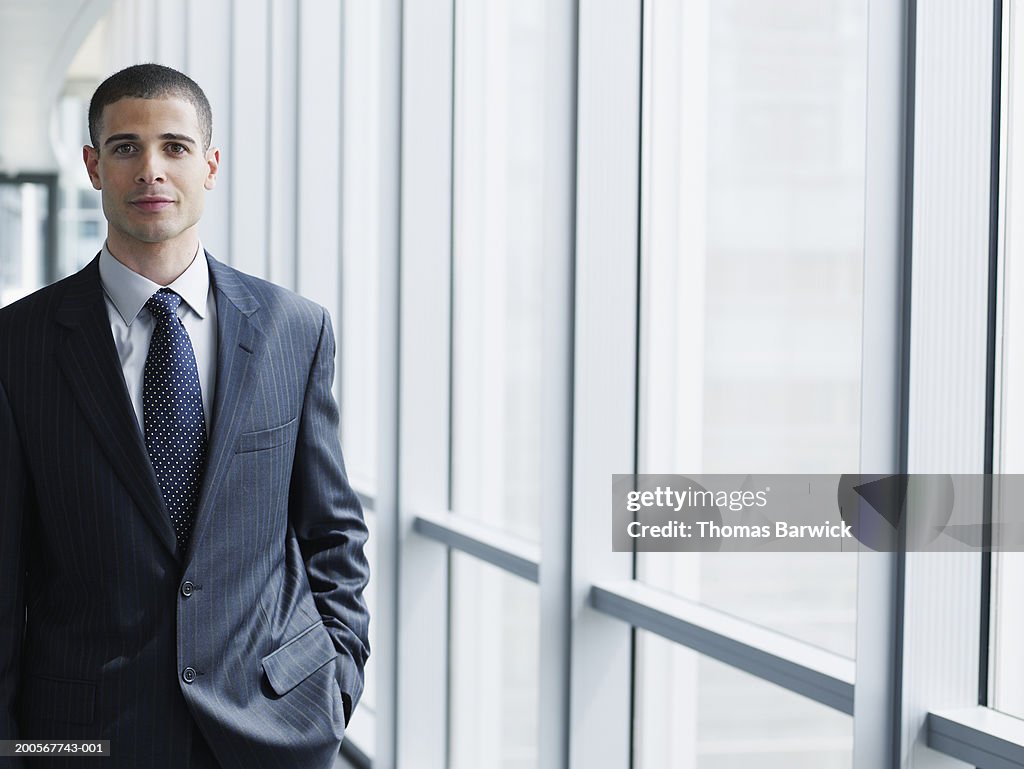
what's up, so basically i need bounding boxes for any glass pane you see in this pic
[991,0,1024,720]
[450,0,546,541]
[359,511,378,713]
[637,0,867,656]
[989,555,1024,717]
[340,0,382,495]
[0,182,49,306]
[635,631,853,769]
[642,552,857,657]
[449,552,539,769]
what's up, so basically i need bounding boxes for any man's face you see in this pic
[83,96,219,253]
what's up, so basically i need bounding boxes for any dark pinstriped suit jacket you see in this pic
[0,253,370,769]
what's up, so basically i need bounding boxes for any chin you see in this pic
[132,228,182,245]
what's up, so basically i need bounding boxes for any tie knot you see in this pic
[146,288,183,320]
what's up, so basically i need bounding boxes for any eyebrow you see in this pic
[103,133,198,147]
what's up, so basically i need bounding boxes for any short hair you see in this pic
[88,63,213,151]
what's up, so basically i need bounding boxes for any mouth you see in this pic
[130,197,174,213]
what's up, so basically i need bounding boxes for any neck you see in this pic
[106,233,200,286]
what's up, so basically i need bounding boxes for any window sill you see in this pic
[928,707,1024,768]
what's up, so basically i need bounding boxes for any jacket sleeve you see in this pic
[0,376,29,766]
[287,308,370,725]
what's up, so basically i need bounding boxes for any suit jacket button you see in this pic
[183,667,197,684]
[181,581,194,598]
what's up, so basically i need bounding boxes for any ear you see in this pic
[83,145,102,190]
[204,147,220,191]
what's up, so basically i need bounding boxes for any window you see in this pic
[0,179,53,306]
[449,554,539,769]
[341,0,383,496]
[635,631,852,769]
[451,0,547,542]
[637,0,867,660]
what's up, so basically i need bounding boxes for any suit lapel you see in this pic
[185,254,266,566]
[55,257,179,558]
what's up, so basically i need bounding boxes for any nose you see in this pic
[135,148,166,185]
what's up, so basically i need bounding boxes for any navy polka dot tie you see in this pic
[143,288,207,552]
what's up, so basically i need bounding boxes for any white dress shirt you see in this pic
[99,242,218,435]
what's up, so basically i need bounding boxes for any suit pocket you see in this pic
[23,675,96,726]
[261,620,339,696]
[236,417,298,454]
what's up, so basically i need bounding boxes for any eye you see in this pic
[166,143,188,155]
[112,143,137,155]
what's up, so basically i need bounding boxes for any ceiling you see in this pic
[0,0,112,174]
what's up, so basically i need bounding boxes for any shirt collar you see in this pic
[99,242,210,325]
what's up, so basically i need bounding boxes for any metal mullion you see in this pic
[590,581,856,716]
[567,1,642,767]
[852,0,916,763]
[897,1,997,766]
[413,511,540,583]
[537,3,580,769]
[373,0,404,765]
[392,0,455,767]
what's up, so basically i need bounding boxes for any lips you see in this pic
[131,197,174,212]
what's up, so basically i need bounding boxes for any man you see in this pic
[0,64,369,769]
